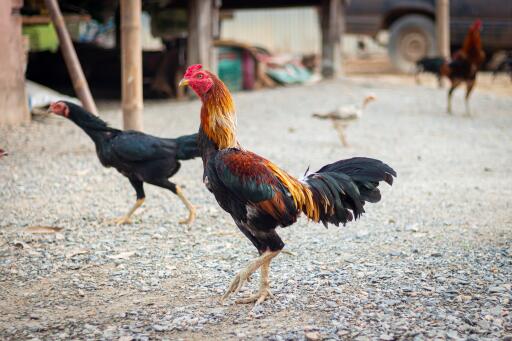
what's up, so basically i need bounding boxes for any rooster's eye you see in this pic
[197,74,203,79]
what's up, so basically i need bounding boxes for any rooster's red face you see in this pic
[49,102,70,117]
[179,64,214,97]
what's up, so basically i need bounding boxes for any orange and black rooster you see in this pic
[442,19,485,115]
[49,102,198,225]
[179,65,396,305]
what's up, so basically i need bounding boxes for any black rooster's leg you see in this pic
[465,79,475,116]
[175,185,196,225]
[113,179,145,225]
[236,250,281,305]
[150,179,196,225]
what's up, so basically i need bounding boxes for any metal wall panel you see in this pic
[221,7,321,55]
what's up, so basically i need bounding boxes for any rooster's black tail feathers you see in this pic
[303,157,396,227]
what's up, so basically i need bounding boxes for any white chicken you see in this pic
[312,95,376,147]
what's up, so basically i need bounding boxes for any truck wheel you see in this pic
[388,15,436,73]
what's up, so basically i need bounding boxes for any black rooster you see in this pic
[49,101,199,225]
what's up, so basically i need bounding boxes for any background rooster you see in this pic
[179,65,396,305]
[49,102,199,225]
[441,20,485,115]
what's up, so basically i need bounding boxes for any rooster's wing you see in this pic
[111,132,178,162]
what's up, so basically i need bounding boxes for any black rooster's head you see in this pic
[49,101,113,133]
[48,101,70,118]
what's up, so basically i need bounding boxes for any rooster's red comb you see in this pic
[184,64,203,78]
[472,19,482,30]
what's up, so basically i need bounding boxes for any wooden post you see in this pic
[436,0,450,58]
[187,0,214,71]
[320,0,344,78]
[45,0,98,116]
[0,0,29,125]
[120,0,143,131]
[210,0,221,74]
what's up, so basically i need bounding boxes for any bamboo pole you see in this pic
[44,0,98,116]
[436,0,450,58]
[120,0,143,131]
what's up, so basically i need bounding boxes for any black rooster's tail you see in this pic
[302,157,396,227]
[175,133,200,160]
[416,57,446,75]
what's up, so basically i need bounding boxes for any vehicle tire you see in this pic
[388,14,436,73]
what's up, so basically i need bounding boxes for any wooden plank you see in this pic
[120,0,143,131]
[45,0,98,116]
[22,14,91,25]
[320,0,343,78]
[187,0,215,71]
[0,0,29,125]
[436,0,450,58]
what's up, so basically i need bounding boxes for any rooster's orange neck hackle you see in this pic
[200,73,237,150]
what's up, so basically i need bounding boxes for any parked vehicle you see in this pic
[345,0,512,72]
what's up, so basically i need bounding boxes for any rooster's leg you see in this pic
[447,79,461,114]
[465,80,475,116]
[112,179,145,225]
[221,250,279,303]
[176,186,196,225]
[150,179,196,225]
[333,121,349,147]
[236,250,280,305]
[113,198,145,225]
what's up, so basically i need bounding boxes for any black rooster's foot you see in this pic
[179,207,196,225]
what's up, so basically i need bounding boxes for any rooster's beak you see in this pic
[178,79,189,88]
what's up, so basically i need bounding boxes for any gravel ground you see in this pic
[1,77,511,341]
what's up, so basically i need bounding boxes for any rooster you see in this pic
[441,20,485,115]
[179,65,396,305]
[49,102,199,225]
[312,95,376,147]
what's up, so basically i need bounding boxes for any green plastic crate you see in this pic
[23,24,58,52]
[218,47,243,92]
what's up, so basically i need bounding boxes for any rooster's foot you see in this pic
[220,250,280,304]
[221,268,255,302]
[179,206,196,225]
[236,286,273,305]
[111,216,133,225]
